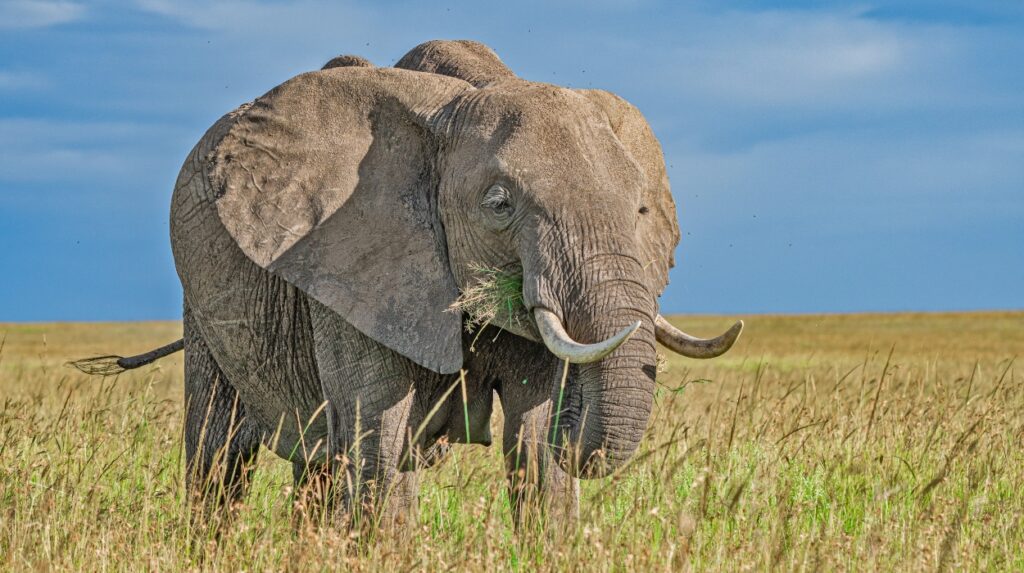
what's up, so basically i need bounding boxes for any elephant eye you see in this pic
[481,184,515,218]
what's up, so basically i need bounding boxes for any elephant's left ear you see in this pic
[577,90,681,295]
[209,68,474,374]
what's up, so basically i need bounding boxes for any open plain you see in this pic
[1,312,1021,571]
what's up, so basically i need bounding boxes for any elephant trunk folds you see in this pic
[525,234,658,479]
[557,301,657,479]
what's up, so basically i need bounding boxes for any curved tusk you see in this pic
[655,315,743,359]
[534,308,641,364]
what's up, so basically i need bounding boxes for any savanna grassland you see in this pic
[1,312,1022,571]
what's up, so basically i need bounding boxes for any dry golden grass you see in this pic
[1,312,1021,571]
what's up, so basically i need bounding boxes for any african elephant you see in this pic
[82,40,742,527]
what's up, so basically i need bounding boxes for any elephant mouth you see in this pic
[448,264,540,340]
[448,263,744,359]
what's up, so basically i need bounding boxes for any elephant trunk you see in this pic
[562,303,656,478]
[525,239,658,479]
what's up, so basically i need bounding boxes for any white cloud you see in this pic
[667,128,1024,236]
[135,0,373,36]
[135,0,241,30]
[508,4,996,120]
[130,0,391,78]
[0,0,85,29]
[0,118,188,186]
[554,0,649,9]
[0,70,49,90]
[638,8,966,109]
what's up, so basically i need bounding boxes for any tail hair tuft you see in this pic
[67,355,128,376]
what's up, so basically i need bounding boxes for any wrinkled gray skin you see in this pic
[171,40,685,525]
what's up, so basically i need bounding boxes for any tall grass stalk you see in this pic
[1,313,1022,571]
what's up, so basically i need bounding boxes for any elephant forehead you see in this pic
[453,84,646,191]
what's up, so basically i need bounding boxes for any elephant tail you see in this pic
[68,338,185,376]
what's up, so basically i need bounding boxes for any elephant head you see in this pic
[208,40,741,479]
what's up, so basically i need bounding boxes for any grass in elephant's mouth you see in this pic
[449,264,530,331]
[1,312,1023,571]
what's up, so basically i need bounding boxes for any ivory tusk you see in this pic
[654,315,743,359]
[534,308,641,364]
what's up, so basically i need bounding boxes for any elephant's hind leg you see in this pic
[183,308,261,523]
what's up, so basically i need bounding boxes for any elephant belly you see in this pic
[170,137,328,462]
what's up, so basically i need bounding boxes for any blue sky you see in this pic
[1,0,1022,321]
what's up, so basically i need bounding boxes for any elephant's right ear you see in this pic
[208,67,474,374]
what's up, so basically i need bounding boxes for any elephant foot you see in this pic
[376,470,420,529]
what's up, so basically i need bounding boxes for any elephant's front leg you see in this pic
[498,363,580,528]
[309,300,420,529]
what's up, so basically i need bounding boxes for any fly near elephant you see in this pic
[76,40,742,527]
